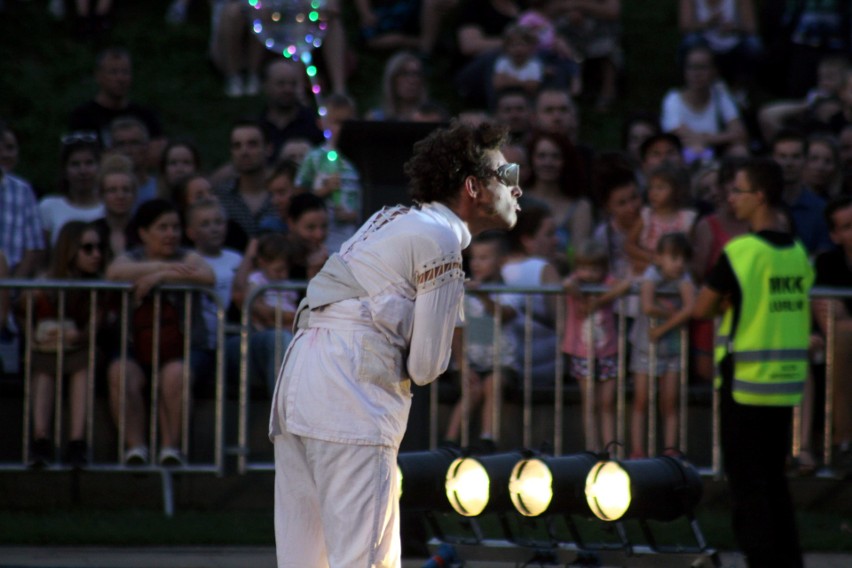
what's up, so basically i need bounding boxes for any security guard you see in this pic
[694,157,812,568]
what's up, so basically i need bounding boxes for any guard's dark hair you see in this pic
[737,157,784,207]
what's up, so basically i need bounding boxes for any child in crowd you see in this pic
[245,232,299,394]
[625,164,696,277]
[185,197,243,392]
[248,232,299,332]
[629,232,696,459]
[562,240,631,452]
[592,156,642,280]
[444,231,522,453]
[259,160,301,235]
[492,24,544,100]
[295,94,362,253]
[518,0,581,95]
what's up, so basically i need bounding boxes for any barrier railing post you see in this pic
[554,291,565,455]
[679,325,689,454]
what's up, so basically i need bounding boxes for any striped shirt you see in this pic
[0,173,45,270]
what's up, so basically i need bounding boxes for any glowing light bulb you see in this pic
[586,461,632,521]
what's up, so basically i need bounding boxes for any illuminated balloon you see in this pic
[247,0,329,60]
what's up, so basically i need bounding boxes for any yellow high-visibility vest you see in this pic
[714,234,813,406]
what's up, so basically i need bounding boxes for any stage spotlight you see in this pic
[445,452,524,517]
[508,452,598,517]
[585,456,703,522]
[397,448,460,511]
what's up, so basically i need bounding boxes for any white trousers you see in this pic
[273,431,401,568]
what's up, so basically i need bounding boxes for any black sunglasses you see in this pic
[79,243,102,254]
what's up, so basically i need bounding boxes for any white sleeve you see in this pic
[407,277,465,386]
[660,90,681,132]
[494,56,511,74]
[717,89,741,124]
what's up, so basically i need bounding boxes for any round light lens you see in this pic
[445,457,490,516]
[509,458,553,517]
[585,461,632,521]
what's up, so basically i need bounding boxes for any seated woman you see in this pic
[106,199,214,467]
[678,0,761,94]
[524,129,593,273]
[92,154,137,264]
[22,221,105,469]
[661,44,748,164]
[366,51,431,121]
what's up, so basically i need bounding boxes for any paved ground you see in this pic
[1,547,850,568]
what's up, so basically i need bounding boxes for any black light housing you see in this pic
[397,448,460,511]
[585,456,703,522]
[508,452,599,517]
[445,451,525,517]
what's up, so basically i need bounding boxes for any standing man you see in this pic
[68,47,166,170]
[259,58,325,161]
[269,121,522,567]
[693,158,811,568]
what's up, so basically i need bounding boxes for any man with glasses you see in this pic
[694,157,810,568]
[109,117,157,209]
[269,121,521,568]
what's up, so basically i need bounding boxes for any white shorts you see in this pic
[273,431,401,568]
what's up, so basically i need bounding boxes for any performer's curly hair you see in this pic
[404,120,508,205]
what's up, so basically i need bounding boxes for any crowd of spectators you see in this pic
[2,0,852,474]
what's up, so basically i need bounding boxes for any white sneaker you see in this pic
[125,445,149,466]
[158,447,187,467]
[245,74,260,96]
[225,75,244,98]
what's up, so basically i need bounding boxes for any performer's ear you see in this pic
[465,176,478,198]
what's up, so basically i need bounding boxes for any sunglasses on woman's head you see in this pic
[61,131,98,145]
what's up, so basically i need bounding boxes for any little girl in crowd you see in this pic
[592,160,643,280]
[246,233,299,394]
[629,232,696,459]
[562,241,631,452]
[625,164,697,277]
[248,233,299,332]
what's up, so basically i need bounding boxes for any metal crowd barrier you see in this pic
[234,281,304,474]
[0,279,227,515]
[231,281,851,479]
[3,279,848,488]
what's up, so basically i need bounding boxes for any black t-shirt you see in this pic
[69,100,164,147]
[814,246,852,313]
[457,0,517,37]
[259,105,325,163]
